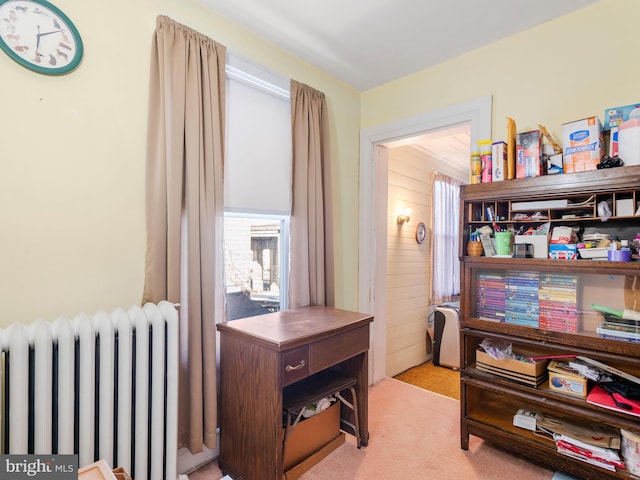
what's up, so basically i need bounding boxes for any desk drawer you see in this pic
[282,345,309,386]
[310,325,369,373]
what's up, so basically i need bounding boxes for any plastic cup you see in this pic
[494,232,513,256]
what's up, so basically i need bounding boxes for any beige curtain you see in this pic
[430,171,462,304]
[289,80,335,308]
[142,15,225,453]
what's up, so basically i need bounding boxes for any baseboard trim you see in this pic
[177,429,220,476]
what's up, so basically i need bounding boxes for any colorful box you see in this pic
[516,130,544,178]
[604,103,640,130]
[548,360,588,398]
[492,141,507,181]
[548,243,578,260]
[562,117,604,173]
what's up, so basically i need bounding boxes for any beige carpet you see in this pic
[190,377,554,479]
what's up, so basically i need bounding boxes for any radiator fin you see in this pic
[0,301,178,480]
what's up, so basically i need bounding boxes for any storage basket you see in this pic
[467,241,483,256]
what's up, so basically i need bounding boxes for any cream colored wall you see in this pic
[369,0,640,376]
[362,0,640,148]
[0,0,361,327]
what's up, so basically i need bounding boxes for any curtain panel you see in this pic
[289,80,335,308]
[143,15,225,453]
[430,172,461,304]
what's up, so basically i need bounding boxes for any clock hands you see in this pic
[39,29,62,37]
[35,25,62,57]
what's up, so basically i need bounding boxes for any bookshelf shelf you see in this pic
[459,166,640,480]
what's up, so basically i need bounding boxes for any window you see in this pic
[224,214,289,320]
[431,173,462,303]
[223,54,291,319]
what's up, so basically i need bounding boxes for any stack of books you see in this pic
[514,409,625,471]
[596,313,640,343]
[475,270,505,322]
[538,273,579,333]
[505,271,539,327]
[554,433,625,472]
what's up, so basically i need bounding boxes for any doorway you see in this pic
[359,96,492,384]
[382,126,469,378]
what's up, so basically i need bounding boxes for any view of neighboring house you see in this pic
[224,217,283,319]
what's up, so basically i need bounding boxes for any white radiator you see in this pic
[0,301,179,480]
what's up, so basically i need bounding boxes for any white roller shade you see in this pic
[224,61,292,215]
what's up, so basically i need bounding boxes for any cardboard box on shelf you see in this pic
[492,141,507,181]
[604,103,640,130]
[609,126,619,157]
[550,226,576,244]
[562,117,604,173]
[476,349,549,387]
[547,360,588,398]
[516,130,544,178]
[284,401,342,471]
[548,243,578,260]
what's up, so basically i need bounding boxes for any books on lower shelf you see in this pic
[476,270,505,322]
[556,438,623,472]
[596,316,640,343]
[597,323,640,343]
[505,271,539,327]
[512,408,625,471]
[474,271,579,332]
[538,273,579,333]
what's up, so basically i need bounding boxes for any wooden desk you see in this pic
[217,306,373,480]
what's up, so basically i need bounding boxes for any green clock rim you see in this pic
[0,0,83,75]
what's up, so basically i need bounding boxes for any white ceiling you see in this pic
[199,0,598,176]
[199,0,599,91]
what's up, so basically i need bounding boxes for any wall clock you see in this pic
[0,0,83,75]
[416,222,427,244]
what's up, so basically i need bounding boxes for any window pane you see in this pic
[224,216,287,320]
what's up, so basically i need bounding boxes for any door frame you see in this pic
[358,96,492,383]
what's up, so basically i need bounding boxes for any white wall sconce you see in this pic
[397,208,411,225]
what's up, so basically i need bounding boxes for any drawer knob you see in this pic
[285,360,305,372]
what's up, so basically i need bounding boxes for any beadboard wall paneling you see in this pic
[386,142,468,377]
[386,146,432,377]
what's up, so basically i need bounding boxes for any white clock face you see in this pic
[0,0,82,74]
[416,223,426,244]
